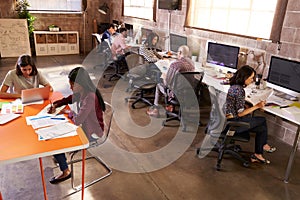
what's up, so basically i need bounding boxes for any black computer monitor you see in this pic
[266,56,300,99]
[170,33,187,53]
[206,42,240,73]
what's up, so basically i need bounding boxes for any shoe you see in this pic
[250,154,270,164]
[49,173,72,184]
[165,105,174,112]
[264,146,276,153]
[147,107,160,117]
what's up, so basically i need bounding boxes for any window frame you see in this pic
[25,0,83,13]
[185,0,288,42]
[122,0,157,22]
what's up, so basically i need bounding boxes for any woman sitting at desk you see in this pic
[139,32,163,63]
[0,54,52,99]
[225,65,276,164]
[48,67,106,184]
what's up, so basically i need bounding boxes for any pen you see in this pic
[50,117,66,120]
[31,116,51,120]
[280,105,289,109]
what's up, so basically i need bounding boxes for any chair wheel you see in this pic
[243,161,250,168]
[216,164,221,171]
[234,145,242,152]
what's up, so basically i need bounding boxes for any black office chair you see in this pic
[162,71,204,131]
[124,54,158,108]
[196,85,250,170]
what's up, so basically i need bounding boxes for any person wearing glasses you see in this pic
[147,45,194,117]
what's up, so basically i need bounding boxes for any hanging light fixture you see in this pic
[98,3,109,15]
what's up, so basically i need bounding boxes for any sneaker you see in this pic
[147,107,160,117]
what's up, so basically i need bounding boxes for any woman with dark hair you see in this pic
[48,67,106,184]
[139,32,163,63]
[0,54,52,98]
[225,65,276,164]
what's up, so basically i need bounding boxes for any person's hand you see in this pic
[255,100,266,109]
[47,102,56,114]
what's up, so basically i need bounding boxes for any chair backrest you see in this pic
[206,85,226,138]
[97,101,114,145]
[125,53,146,70]
[170,71,204,104]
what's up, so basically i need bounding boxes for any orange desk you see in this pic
[0,94,89,200]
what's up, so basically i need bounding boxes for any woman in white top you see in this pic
[0,54,52,99]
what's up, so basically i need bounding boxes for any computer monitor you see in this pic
[170,33,187,53]
[266,56,300,100]
[206,42,240,73]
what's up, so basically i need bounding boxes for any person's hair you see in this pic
[229,65,256,86]
[144,32,159,48]
[178,45,190,58]
[108,23,116,30]
[16,54,38,76]
[68,67,106,112]
[119,27,127,33]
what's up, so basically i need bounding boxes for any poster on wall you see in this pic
[0,19,31,58]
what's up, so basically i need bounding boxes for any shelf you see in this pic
[34,31,79,56]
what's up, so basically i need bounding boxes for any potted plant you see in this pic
[16,0,36,37]
[48,25,60,32]
[16,0,36,54]
[192,51,198,62]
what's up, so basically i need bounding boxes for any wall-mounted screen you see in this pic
[170,33,187,53]
[267,56,300,99]
[158,0,181,10]
[206,42,240,72]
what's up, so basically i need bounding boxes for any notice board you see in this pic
[0,19,31,58]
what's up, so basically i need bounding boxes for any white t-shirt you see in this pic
[2,69,49,94]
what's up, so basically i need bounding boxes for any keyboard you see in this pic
[0,113,21,125]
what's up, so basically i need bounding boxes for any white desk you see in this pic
[157,60,300,182]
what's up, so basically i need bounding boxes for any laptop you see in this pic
[21,86,50,104]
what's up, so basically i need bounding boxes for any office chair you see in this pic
[196,86,250,170]
[162,71,204,131]
[124,54,157,108]
[68,102,114,193]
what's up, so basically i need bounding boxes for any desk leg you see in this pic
[39,157,48,200]
[81,149,86,200]
[284,125,300,183]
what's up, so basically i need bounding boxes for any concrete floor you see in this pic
[0,54,300,200]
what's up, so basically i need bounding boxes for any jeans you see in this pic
[228,116,268,154]
[53,153,68,171]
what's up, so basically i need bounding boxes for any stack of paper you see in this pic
[26,114,78,141]
[35,123,78,140]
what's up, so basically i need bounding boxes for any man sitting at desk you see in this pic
[101,23,117,46]
[111,27,131,60]
[139,32,163,63]
[147,45,194,117]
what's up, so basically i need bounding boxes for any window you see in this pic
[123,0,156,21]
[27,0,82,12]
[186,0,286,41]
